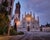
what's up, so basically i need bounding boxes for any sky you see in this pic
[12,0,50,25]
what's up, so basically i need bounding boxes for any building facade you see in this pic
[15,2,21,20]
[41,23,50,32]
[14,2,21,31]
[17,12,40,32]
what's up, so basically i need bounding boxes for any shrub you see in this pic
[10,29,24,35]
[10,28,17,35]
[0,27,3,35]
[17,31,24,35]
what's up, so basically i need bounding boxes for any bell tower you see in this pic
[15,1,21,20]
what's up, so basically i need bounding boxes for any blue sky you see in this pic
[12,0,50,25]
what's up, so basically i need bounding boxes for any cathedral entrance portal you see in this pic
[27,26,30,31]
[27,21,30,31]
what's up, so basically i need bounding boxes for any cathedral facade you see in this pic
[17,13,40,32]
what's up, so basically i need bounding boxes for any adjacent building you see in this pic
[14,2,21,20]
[14,2,21,31]
[41,23,50,32]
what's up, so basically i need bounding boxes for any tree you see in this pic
[0,14,9,35]
[0,0,9,35]
[46,23,50,27]
[0,0,9,15]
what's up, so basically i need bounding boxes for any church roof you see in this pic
[25,14,32,17]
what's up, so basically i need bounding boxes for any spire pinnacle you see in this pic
[22,14,23,19]
[37,16,39,22]
[25,12,26,15]
[30,11,32,15]
[33,13,35,19]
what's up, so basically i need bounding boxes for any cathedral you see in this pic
[14,2,40,32]
[20,13,40,31]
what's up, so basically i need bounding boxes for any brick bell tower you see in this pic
[14,1,21,31]
[15,1,21,20]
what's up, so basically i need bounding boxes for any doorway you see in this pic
[27,26,30,31]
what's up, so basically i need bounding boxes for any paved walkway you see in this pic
[0,32,50,40]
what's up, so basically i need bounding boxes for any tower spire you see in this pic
[33,13,35,19]
[30,11,32,15]
[22,14,23,19]
[37,16,39,23]
[15,1,21,20]
[37,16,39,27]
[25,12,26,15]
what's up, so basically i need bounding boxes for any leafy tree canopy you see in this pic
[0,0,9,35]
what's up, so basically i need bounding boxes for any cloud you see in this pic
[23,0,50,13]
